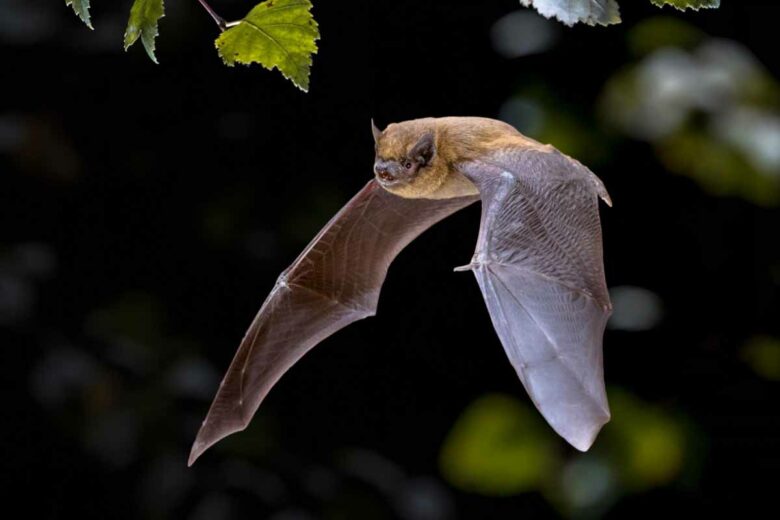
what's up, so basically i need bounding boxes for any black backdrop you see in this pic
[1,1,778,518]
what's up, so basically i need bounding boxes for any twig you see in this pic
[197,0,228,31]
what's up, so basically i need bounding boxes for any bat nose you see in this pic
[374,163,395,182]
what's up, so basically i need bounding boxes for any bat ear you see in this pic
[371,118,382,143]
[410,131,436,165]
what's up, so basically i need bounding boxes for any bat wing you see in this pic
[457,145,612,451]
[189,180,478,465]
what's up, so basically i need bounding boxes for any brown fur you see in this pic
[374,117,544,199]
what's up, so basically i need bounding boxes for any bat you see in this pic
[189,117,612,466]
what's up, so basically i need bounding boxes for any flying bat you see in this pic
[189,116,613,466]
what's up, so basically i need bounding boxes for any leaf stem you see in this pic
[197,0,228,31]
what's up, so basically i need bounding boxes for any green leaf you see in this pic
[649,0,720,10]
[439,394,558,495]
[605,390,686,489]
[215,0,320,92]
[65,0,93,29]
[519,0,621,27]
[124,0,165,64]
[627,16,704,56]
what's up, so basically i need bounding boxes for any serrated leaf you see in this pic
[124,0,165,64]
[520,0,621,27]
[649,0,720,11]
[215,0,320,92]
[65,0,93,29]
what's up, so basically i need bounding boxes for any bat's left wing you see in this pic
[457,145,613,451]
[189,180,477,465]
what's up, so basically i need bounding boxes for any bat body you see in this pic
[189,117,612,465]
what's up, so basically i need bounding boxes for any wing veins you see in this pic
[237,282,289,415]
[488,266,595,395]
[481,261,603,308]
[511,178,593,282]
[288,281,374,314]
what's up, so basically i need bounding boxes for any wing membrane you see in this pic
[459,147,612,451]
[189,180,477,465]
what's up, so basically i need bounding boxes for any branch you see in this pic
[197,0,227,31]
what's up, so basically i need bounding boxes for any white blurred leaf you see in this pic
[714,108,780,175]
[167,357,220,399]
[560,457,616,510]
[491,10,558,58]
[600,34,780,205]
[608,286,663,331]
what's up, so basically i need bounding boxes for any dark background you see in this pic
[1,1,778,518]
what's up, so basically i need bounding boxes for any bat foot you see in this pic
[453,263,475,272]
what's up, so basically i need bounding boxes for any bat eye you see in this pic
[404,162,412,169]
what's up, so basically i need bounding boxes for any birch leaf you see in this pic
[215,0,320,92]
[519,0,621,27]
[124,0,165,64]
[65,0,93,29]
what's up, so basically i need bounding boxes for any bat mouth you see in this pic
[375,173,412,188]
[376,171,405,186]
[374,161,413,187]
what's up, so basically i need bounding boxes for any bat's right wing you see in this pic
[457,146,612,451]
[189,180,477,465]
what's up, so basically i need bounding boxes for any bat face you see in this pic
[374,126,436,186]
[373,120,450,199]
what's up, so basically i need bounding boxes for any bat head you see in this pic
[371,119,447,198]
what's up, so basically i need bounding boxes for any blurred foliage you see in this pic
[499,91,612,168]
[741,336,780,381]
[439,394,558,495]
[123,0,164,64]
[216,0,320,92]
[0,114,81,182]
[607,286,664,331]
[627,16,704,55]
[491,10,560,59]
[26,288,223,472]
[0,243,55,326]
[440,390,693,516]
[600,17,780,205]
[603,390,686,490]
[86,292,166,345]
